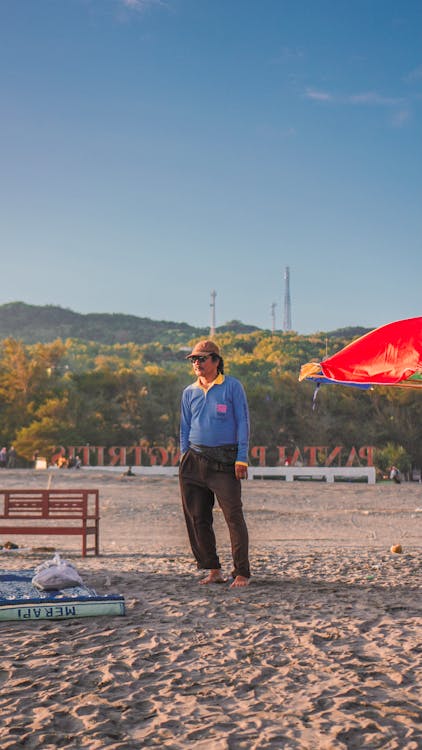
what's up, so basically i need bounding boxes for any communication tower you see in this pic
[283,266,292,332]
[270,302,277,335]
[210,290,217,337]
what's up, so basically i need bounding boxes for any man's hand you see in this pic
[235,463,248,480]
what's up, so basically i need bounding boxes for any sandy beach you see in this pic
[0,469,421,749]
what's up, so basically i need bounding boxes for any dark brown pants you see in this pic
[179,449,250,579]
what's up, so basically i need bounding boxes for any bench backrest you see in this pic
[0,490,99,519]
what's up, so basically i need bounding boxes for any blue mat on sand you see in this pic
[0,570,125,621]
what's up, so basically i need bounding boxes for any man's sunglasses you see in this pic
[190,355,212,363]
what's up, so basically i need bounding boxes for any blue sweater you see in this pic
[180,374,250,464]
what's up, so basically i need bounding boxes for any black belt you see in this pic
[190,443,238,465]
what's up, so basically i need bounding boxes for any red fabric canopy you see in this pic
[320,317,422,385]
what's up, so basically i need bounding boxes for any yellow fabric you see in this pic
[195,373,225,392]
[298,362,322,381]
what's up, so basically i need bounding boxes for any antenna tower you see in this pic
[210,290,217,337]
[283,266,292,332]
[270,302,277,335]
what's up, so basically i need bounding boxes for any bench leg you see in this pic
[82,527,87,557]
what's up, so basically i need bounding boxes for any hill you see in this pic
[0,302,262,346]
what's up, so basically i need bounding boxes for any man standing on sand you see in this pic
[179,340,251,588]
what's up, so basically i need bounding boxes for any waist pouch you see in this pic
[190,443,238,465]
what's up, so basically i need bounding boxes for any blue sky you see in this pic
[0,0,421,334]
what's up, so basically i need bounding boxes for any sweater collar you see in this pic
[195,372,225,391]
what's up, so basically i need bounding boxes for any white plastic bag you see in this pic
[32,552,84,590]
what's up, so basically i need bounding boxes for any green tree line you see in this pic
[0,333,420,475]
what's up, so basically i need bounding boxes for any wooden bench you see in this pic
[0,489,100,556]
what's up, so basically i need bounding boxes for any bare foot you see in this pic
[230,575,250,588]
[200,569,226,585]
